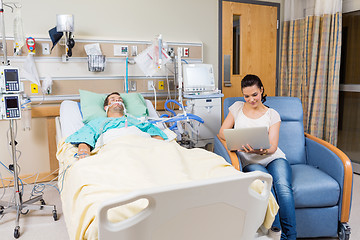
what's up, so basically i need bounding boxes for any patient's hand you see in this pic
[151,135,164,140]
[77,143,90,159]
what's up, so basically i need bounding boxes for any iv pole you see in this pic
[0,1,57,238]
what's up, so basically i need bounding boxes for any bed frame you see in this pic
[98,171,273,240]
[54,99,277,240]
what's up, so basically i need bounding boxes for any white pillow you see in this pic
[59,100,84,139]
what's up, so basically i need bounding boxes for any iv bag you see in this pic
[135,36,171,77]
[13,8,25,55]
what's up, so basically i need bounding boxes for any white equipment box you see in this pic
[185,95,222,147]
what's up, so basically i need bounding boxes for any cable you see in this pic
[0,171,8,201]
[151,81,157,111]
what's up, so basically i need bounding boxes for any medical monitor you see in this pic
[0,67,21,93]
[1,94,21,119]
[182,64,215,93]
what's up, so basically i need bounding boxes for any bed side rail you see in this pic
[98,172,272,240]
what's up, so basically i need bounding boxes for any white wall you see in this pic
[343,0,360,13]
[4,0,218,73]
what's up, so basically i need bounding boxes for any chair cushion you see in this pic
[292,164,340,208]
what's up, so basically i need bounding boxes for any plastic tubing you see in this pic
[164,99,184,117]
[150,114,204,125]
[125,56,129,93]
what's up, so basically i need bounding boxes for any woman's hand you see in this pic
[238,144,268,155]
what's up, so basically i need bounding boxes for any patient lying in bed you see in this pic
[57,92,279,240]
[66,92,168,159]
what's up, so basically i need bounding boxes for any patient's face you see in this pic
[107,94,123,105]
[105,94,124,113]
[242,85,263,107]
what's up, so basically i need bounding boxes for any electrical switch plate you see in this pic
[148,80,154,90]
[31,84,38,94]
[158,81,164,90]
[131,46,137,56]
[42,43,50,55]
[114,45,128,56]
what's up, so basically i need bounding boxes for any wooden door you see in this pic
[221,1,279,100]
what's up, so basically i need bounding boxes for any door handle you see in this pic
[224,55,232,87]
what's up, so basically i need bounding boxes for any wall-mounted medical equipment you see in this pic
[56,14,75,61]
[0,94,21,119]
[84,43,106,72]
[0,66,23,93]
[26,37,36,54]
[88,55,106,72]
[182,64,216,93]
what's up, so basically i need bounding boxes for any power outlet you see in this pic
[42,43,50,55]
[129,81,136,91]
[158,81,164,90]
[148,80,154,90]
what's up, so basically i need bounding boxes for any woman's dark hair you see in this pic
[104,92,121,108]
[241,74,267,103]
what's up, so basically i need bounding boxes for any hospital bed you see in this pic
[55,95,278,240]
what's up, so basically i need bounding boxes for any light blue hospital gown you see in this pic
[65,116,168,150]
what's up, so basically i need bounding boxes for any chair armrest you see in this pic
[214,134,241,171]
[305,133,353,223]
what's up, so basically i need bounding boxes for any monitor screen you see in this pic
[182,64,215,92]
[4,69,19,83]
[5,96,19,109]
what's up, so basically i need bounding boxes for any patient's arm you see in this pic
[78,143,91,159]
[151,135,164,140]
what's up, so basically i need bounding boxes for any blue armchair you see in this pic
[214,97,353,239]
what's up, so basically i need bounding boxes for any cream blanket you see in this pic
[56,135,278,240]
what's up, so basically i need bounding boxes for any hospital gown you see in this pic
[65,116,168,150]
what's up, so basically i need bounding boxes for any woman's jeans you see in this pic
[243,158,297,240]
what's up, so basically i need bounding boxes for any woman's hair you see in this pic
[241,74,267,103]
[104,92,121,108]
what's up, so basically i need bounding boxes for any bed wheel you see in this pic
[338,222,351,240]
[14,226,20,239]
[53,209,58,221]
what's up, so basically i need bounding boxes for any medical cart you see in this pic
[184,93,223,148]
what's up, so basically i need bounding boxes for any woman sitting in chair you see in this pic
[219,74,296,240]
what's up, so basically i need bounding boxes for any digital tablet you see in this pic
[223,127,270,151]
